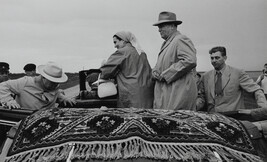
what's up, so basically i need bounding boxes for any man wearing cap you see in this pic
[0,62,10,148]
[152,11,197,110]
[0,61,76,110]
[0,62,10,83]
[23,63,36,77]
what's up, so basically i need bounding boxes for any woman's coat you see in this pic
[100,44,154,108]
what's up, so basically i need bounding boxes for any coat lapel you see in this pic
[222,65,231,91]
[158,32,179,56]
[209,70,215,98]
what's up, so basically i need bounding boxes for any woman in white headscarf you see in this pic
[100,31,154,108]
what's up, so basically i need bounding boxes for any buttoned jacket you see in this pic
[197,65,266,112]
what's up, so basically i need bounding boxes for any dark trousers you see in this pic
[241,120,267,161]
[0,124,11,152]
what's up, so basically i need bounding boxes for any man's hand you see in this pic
[61,98,77,107]
[252,122,262,131]
[260,74,265,80]
[92,79,107,86]
[152,71,165,82]
[5,100,21,109]
[87,72,100,85]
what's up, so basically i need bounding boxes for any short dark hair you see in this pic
[209,46,226,56]
[24,63,36,71]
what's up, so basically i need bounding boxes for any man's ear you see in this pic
[224,56,227,61]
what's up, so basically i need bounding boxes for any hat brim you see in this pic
[153,20,182,26]
[38,65,68,83]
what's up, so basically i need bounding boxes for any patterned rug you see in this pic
[5,108,262,162]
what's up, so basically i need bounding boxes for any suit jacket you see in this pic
[197,65,266,112]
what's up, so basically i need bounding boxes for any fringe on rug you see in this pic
[5,136,263,162]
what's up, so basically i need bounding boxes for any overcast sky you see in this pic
[1,0,266,73]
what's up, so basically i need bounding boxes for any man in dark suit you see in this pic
[197,46,267,112]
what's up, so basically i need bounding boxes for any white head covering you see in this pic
[114,31,143,55]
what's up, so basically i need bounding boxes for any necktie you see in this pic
[215,71,222,96]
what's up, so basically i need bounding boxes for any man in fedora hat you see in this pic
[152,11,197,110]
[0,61,76,110]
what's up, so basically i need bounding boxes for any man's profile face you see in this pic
[210,51,226,70]
[264,65,267,74]
[25,70,36,77]
[0,71,9,83]
[158,23,173,40]
[42,77,59,91]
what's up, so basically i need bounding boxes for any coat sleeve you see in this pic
[238,70,267,108]
[254,89,267,108]
[256,74,264,85]
[196,77,206,111]
[100,51,125,79]
[239,70,261,92]
[250,108,267,120]
[161,37,197,84]
[0,77,26,103]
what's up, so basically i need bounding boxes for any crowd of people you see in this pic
[0,11,267,157]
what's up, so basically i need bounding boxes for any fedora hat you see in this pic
[153,11,182,26]
[38,62,68,83]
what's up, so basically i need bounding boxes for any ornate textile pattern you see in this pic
[5,108,262,162]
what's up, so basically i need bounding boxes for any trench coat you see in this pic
[153,31,197,110]
[100,43,154,108]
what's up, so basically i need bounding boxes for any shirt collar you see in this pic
[216,64,226,74]
[165,31,179,41]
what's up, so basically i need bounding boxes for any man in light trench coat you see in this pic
[152,11,197,110]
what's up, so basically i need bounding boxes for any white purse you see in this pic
[93,74,117,98]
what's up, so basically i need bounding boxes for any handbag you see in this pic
[93,74,117,98]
